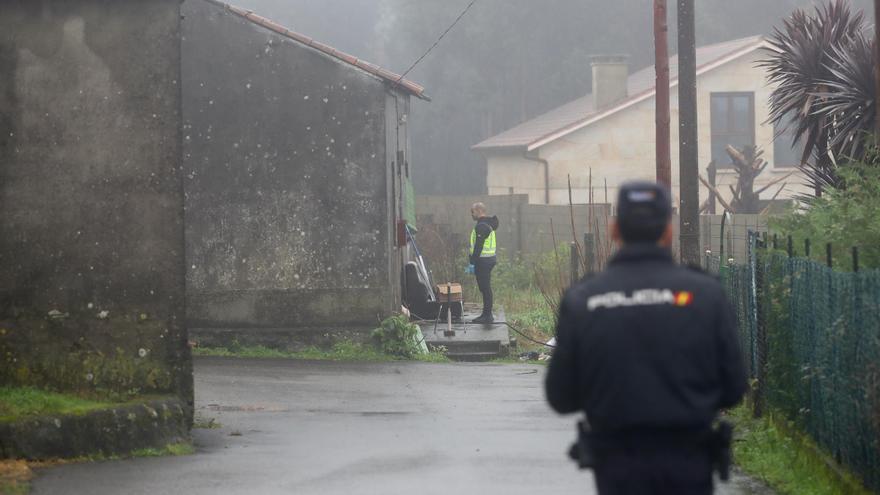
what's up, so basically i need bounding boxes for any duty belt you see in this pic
[568,420,734,481]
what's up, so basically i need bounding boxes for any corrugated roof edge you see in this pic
[472,36,768,151]
[201,0,430,101]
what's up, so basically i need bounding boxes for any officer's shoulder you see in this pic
[682,263,714,278]
[676,263,725,293]
[566,271,608,299]
[475,221,492,233]
[575,270,599,285]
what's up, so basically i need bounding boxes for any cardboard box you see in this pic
[435,283,463,302]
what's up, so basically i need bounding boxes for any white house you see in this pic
[472,36,808,211]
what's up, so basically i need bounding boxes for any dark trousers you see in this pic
[593,445,713,495]
[474,259,495,316]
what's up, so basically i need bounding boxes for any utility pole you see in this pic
[654,0,671,189]
[678,0,700,266]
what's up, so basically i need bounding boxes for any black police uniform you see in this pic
[544,183,747,495]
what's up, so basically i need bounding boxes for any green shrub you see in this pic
[371,315,426,359]
[510,307,555,336]
[492,253,536,291]
[773,162,880,270]
[729,404,872,495]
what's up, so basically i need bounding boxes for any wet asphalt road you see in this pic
[32,357,767,495]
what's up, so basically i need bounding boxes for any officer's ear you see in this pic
[610,221,622,244]
[658,221,674,248]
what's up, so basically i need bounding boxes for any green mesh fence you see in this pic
[714,233,880,491]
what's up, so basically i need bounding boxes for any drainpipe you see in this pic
[523,150,550,204]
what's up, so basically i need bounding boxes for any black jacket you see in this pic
[470,215,499,264]
[545,244,747,432]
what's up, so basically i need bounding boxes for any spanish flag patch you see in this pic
[674,291,694,307]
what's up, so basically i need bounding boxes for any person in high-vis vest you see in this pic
[468,202,499,324]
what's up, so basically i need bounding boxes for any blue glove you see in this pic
[465,264,475,274]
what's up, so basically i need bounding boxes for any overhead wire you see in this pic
[392,0,479,86]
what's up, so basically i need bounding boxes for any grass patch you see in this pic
[0,387,116,423]
[193,341,449,363]
[0,461,31,495]
[507,305,555,353]
[412,352,451,363]
[193,415,221,429]
[729,404,871,495]
[490,357,547,366]
[193,342,388,361]
[0,481,28,495]
[130,442,194,458]
[508,306,554,334]
[26,441,195,467]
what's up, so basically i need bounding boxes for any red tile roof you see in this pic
[203,0,430,101]
[473,36,767,151]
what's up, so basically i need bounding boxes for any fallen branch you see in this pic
[759,182,788,215]
[699,174,735,213]
[755,170,796,195]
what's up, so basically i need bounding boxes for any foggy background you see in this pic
[237,0,874,195]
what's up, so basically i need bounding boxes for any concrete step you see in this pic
[445,351,505,362]
[418,305,510,361]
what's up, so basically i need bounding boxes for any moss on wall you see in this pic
[1,314,177,400]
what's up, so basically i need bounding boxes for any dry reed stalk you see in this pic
[567,175,584,274]
[549,218,565,291]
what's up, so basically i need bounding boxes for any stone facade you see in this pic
[182,0,415,331]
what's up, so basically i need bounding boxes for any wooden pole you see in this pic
[655,0,672,189]
[678,0,700,266]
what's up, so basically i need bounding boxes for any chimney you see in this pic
[591,55,629,111]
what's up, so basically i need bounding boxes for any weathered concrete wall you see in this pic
[182,0,398,329]
[0,1,191,406]
[417,194,766,264]
[416,194,611,258]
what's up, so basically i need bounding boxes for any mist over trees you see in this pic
[236,0,872,195]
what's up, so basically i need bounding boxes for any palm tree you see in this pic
[816,30,876,166]
[761,0,873,195]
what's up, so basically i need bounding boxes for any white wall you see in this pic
[487,49,810,208]
[486,151,546,204]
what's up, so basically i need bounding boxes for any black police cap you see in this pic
[616,181,672,242]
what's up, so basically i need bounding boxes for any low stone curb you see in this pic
[0,398,190,460]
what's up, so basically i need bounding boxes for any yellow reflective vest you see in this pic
[470,227,496,257]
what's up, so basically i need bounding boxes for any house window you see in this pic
[710,92,755,168]
[773,113,806,168]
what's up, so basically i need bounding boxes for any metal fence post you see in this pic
[805,238,811,258]
[853,246,859,272]
[827,243,833,268]
[570,242,579,286]
[753,237,766,418]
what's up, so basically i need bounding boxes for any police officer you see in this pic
[545,181,747,494]
[468,202,498,324]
